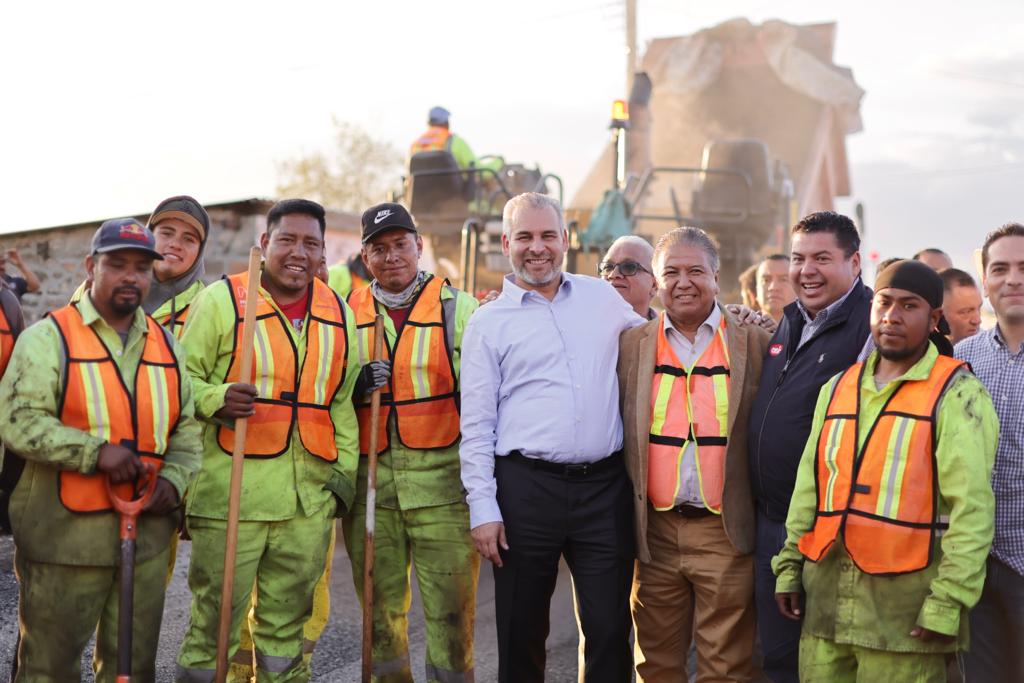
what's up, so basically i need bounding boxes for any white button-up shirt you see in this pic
[459,273,644,528]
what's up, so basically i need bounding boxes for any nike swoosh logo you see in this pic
[374,210,393,225]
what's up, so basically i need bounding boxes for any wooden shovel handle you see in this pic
[361,313,386,683]
[214,245,262,682]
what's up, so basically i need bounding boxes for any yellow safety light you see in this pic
[610,99,630,128]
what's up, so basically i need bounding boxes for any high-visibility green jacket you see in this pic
[0,294,203,566]
[350,281,478,510]
[773,343,999,652]
[150,279,205,334]
[327,263,367,300]
[179,277,361,521]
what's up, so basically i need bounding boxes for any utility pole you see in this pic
[626,0,637,93]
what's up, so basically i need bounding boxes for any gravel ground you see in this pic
[0,524,583,681]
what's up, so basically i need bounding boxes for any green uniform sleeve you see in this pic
[773,375,839,594]
[916,372,999,636]
[157,336,205,499]
[178,283,233,422]
[327,264,353,299]
[324,299,363,516]
[448,135,477,172]
[449,287,479,381]
[0,321,104,473]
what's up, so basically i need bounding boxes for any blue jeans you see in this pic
[966,556,1024,683]
[754,509,800,683]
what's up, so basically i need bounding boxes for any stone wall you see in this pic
[2,223,96,323]
[0,199,361,324]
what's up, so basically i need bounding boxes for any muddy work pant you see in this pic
[176,502,334,683]
[798,634,947,683]
[342,501,479,683]
[14,546,170,683]
[228,526,337,682]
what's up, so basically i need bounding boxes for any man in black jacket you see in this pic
[747,211,871,682]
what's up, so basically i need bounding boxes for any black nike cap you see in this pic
[360,202,417,244]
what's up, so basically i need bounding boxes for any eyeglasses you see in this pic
[599,260,651,277]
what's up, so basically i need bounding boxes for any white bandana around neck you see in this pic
[371,271,429,310]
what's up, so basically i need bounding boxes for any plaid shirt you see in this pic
[796,277,861,348]
[956,326,1024,576]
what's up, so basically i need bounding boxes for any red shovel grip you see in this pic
[106,463,157,540]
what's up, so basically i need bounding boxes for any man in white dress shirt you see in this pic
[460,192,643,682]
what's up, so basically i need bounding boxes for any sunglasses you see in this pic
[599,260,651,277]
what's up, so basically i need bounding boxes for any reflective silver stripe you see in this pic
[881,417,913,518]
[254,650,303,674]
[413,327,430,398]
[175,665,216,683]
[255,321,272,398]
[356,326,368,363]
[426,662,475,683]
[148,363,169,453]
[314,321,332,405]
[823,420,845,512]
[83,361,108,441]
[302,637,317,655]
[230,646,253,665]
[373,653,411,677]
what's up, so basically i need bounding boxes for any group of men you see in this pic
[0,194,479,682]
[0,189,1020,683]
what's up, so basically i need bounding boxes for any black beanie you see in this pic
[874,259,944,309]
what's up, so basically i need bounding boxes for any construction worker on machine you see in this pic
[343,202,480,682]
[327,251,371,298]
[409,106,489,172]
[175,199,362,682]
[0,218,202,680]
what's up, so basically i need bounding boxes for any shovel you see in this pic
[107,462,157,683]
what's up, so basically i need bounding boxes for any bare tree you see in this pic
[277,118,403,211]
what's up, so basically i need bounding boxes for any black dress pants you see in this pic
[493,453,635,683]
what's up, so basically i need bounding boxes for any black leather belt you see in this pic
[668,504,716,519]
[505,450,623,477]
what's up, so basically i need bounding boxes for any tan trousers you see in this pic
[631,510,755,683]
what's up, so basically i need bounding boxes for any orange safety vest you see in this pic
[409,126,452,156]
[216,273,349,461]
[49,304,182,514]
[154,305,190,337]
[647,313,731,512]
[349,276,460,455]
[797,355,965,575]
[0,303,13,378]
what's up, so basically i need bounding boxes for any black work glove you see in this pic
[355,360,391,397]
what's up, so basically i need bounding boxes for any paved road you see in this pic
[0,525,583,681]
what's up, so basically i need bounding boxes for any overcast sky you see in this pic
[2,0,1022,277]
